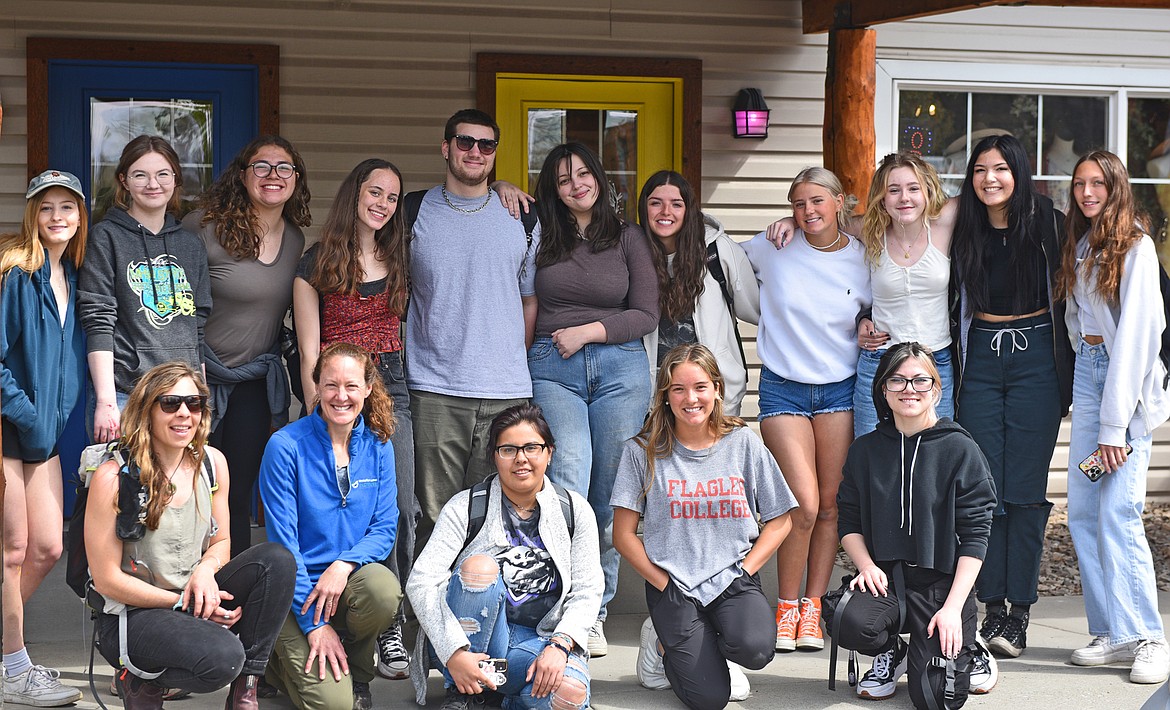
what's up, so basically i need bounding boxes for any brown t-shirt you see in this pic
[533,222,659,343]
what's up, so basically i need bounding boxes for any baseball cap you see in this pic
[26,170,85,201]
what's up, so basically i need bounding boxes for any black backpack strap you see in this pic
[549,481,575,538]
[827,587,857,690]
[462,474,496,557]
[704,241,747,365]
[404,190,427,237]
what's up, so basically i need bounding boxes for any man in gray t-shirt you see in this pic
[407,108,538,557]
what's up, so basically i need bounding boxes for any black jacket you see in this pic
[837,418,995,575]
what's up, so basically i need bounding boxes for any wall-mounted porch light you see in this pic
[732,88,770,139]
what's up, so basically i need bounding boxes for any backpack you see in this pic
[458,474,575,562]
[705,240,747,365]
[66,441,217,599]
[1157,263,1170,388]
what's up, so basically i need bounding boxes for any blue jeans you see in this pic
[528,337,650,619]
[439,569,590,709]
[853,346,954,438]
[375,350,418,594]
[1067,340,1164,643]
[957,314,1060,606]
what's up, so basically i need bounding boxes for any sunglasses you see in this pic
[449,134,499,155]
[156,394,208,414]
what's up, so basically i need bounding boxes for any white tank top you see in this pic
[871,224,952,351]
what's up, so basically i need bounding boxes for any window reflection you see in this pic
[527,108,638,219]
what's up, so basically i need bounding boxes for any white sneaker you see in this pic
[1130,639,1170,684]
[857,639,908,700]
[969,638,998,694]
[637,618,670,690]
[588,619,608,658]
[2,666,83,707]
[727,662,750,702]
[1071,636,1137,667]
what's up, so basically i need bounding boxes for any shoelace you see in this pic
[869,649,895,679]
[777,605,799,634]
[1134,639,1164,661]
[25,666,63,687]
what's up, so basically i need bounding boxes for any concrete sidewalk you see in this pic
[20,551,1170,710]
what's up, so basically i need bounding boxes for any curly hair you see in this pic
[196,135,312,260]
[0,184,87,276]
[639,171,706,322]
[534,143,625,268]
[312,342,397,442]
[860,153,948,267]
[118,362,212,530]
[1055,150,1147,305]
[112,135,183,214]
[634,344,745,494]
[308,159,409,316]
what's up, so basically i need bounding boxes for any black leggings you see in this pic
[210,378,271,559]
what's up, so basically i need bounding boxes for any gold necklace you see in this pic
[895,222,927,259]
[442,186,494,214]
[807,229,844,252]
[504,495,538,515]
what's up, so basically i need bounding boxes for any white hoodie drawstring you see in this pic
[900,432,923,536]
[989,328,1029,355]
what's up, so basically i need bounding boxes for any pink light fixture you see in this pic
[732,88,770,139]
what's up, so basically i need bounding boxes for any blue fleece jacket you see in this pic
[259,409,398,634]
[0,255,84,460]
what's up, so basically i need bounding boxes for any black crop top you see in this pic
[982,226,1047,316]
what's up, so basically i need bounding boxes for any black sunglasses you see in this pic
[449,134,499,155]
[156,394,208,414]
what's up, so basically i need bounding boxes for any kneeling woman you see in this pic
[612,344,797,710]
[407,403,602,710]
[836,343,996,708]
[84,362,296,708]
[260,342,401,710]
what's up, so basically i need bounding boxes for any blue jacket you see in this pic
[0,256,84,460]
[259,409,398,634]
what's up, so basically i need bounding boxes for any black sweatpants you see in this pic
[646,572,775,710]
[835,566,977,710]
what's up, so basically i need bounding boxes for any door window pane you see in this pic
[527,107,638,219]
[1129,97,1170,246]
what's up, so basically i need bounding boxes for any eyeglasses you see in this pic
[884,376,935,393]
[248,161,297,179]
[126,170,175,187]
[494,443,548,459]
[156,394,208,414]
[448,134,499,155]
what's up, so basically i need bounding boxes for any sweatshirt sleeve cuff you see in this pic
[86,335,115,353]
[1098,424,1128,448]
[956,541,988,561]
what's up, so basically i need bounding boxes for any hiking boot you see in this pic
[2,666,83,707]
[114,672,165,710]
[636,617,670,690]
[352,680,372,710]
[775,600,799,652]
[857,638,908,700]
[987,612,1028,658]
[376,622,410,680]
[796,597,824,650]
[224,674,259,710]
[969,638,998,694]
[979,607,1008,643]
[440,687,485,710]
[727,662,750,702]
[1071,636,1136,666]
[588,620,608,658]
[1130,639,1170,684]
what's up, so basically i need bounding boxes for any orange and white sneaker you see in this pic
[797,597,824,650]
[775,600,800,651]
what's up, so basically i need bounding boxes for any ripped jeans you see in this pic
[439,563,590,710]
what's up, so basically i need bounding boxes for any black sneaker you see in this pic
[376,622,410,680]
[988,612,1028,658]
[352,680,372,710]
[440,687,485,710]
[856,638,908,700]
[979,608,1008,643]
[969,638,998,694]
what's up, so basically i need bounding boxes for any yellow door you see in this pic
[495,73,682,220]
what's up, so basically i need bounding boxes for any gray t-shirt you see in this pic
[611,426,797,605]
[405,186,537,398]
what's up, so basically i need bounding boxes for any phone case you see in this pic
[1078,444,1134,482]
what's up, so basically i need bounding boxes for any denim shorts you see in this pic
[758,367,855,419]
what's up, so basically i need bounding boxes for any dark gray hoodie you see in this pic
[78,206,211,389]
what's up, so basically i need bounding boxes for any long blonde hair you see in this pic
[634,344,745,493]
[859,153,947,267]
[788,166,859,235]
[118,363,212,530]
[0,188,87,276]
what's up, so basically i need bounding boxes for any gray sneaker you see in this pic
[2,666,83,707]
[588,619,608,657]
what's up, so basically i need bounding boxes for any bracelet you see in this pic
[544,640,570,659]
[200,556,223,572]
[172,597,184,611]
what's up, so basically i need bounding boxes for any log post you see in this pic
[823,27,877,211]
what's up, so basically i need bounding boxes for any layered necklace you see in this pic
[442,186,494,214]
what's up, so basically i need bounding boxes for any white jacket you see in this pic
[643,214,761,415]
[1064,234,1170,445]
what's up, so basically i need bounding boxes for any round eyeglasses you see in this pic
[248,161,297,179]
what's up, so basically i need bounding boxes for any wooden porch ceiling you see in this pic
[803,0,1170,33]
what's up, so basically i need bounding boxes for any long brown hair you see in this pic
[309,159,409,316]
[118,362,212,530]
[112,135,184,213]
[534,143,624,267]
[1055,150,1146,305]
[197,135,312,259]
[639,171,706,322]
[0,186,88,276]
[312,342,397,442]
[635,344,744,492]
[860,153,948,267]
